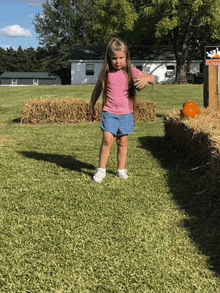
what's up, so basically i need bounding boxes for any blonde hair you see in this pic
[100,38,136,104]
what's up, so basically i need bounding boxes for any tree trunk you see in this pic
[175,53,188,84]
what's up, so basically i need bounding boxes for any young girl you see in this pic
[90,38,155,183]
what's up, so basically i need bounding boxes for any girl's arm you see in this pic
[134,72,155,90]
[90,79,103,121]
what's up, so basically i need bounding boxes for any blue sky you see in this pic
[0,0,47,50]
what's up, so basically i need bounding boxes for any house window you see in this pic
[166,65,175,70]
[12,79,17,86]
[136,65,143,71]
[33,79,39,85]
[86,64,94,76]
[166,65,175,77]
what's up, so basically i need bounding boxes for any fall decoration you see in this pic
[180,100,201,118]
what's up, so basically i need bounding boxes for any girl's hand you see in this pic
[90,79,102,121]
[134,73,155,90]
[134,77,147,90]
[90,102,96,121]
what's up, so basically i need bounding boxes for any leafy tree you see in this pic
[0,48,7,75]
[122,0,156,45]
[23,47,39,72]
[33,0,97,84]
[0,46,49,74]
[91,0,138,44]
[33,0,138,83]
[35,46,49,71]
[12,46,29,71]
[5,47,16,72]
[134,0,220,83]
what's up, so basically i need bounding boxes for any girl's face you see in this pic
[110,50,127,71]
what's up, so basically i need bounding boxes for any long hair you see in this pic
[100,38,136,104]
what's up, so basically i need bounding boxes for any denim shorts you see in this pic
[101,111,134,137]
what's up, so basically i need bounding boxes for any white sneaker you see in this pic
[116,169,129,179]
[93,168,106,183]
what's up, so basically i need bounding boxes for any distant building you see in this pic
[69,45,203,85]
[0,72,61,86]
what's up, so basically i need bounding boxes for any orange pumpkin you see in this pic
[181,100,200,118]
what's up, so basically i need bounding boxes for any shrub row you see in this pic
[21,98,156,124]
[164,108,220,194]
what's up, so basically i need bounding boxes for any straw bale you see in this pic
[22,98,100,124]
[21,98,156,124]
[164,108,220,193]
[133,99,156,122]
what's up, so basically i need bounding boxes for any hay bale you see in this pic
[22,98,156,124]
[164,108,220,193]
[164,109,213,163]
[22,98,101,124]
[133,99,156,122]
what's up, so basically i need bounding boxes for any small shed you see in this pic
[0,72,61,86]
[69,45,203,85]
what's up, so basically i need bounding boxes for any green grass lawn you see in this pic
[0,85,219,292]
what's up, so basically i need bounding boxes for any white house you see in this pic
[69,45,203,85]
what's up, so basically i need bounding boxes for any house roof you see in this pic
[0,72,59,79]
[70,46,106,60]
[69,45,176,61]
[130,46,175,60]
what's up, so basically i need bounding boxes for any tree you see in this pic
[0,48,7,74]
[33,0,98,84]
[91,0,138,44]
[135,0,220,83]
[121,0,156,45]
[2,46,46,73]
[5,47,16,72]
[23,47,39,72]
[12,46,30,71]
[33,0,138,83]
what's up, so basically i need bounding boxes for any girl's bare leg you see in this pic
[99,131,114,169]
[116,135,128,170]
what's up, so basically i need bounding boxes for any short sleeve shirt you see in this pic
[103,67,141,115]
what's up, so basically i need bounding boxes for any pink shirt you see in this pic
[103,67,141,115]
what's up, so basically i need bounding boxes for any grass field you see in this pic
[0,84,219,292]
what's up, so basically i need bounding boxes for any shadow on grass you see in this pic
[19,151,95,177]
[156,113,165,119]
[138,135,220,278]
[12,117,22,123]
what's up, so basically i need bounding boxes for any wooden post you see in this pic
[208,65,217,109]
[204,65,220,110]
[203,65,208,108]
[207,65,220,110]
[205,46,220,110]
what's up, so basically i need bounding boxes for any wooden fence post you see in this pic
[203,65,208,108]
[205,46,220,110]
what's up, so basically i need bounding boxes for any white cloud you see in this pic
[0,25,32,38]
[1,45,11,50]
[12,0,47,6]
